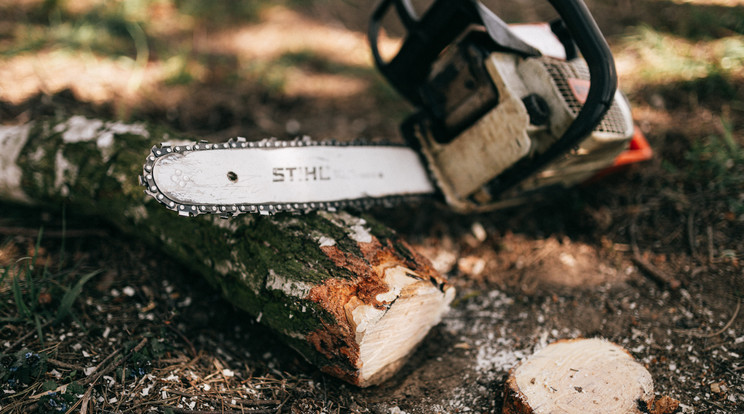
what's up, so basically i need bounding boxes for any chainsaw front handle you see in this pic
[506,0,618,189]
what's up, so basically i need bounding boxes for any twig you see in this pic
[0,226,108,238]
[155,356,190,365]
[155,354,200,374]
[79,387,93,414]
[703,342,725,352]
[221,399,281,410]
[707,225,714,263]
[113,372,146,414]
[703,398,727,411]
[687,211,696,256]
[128,396,181,411]
[7,320,53,351]
[676,299,741,338]
[66,386,93,414]
[166,322,198,358]
[630,221,681,289]
[631,254,682,290]
[275,397,289,413]
[0,399,34,414]
[161,407,277,414]
[80,338,148,386]
[81,348,121,383]
[163,388,281,411]
[47,358,87,372]
[704,299,740,337]
[166,389,201,398]
[205,397,281,407]
[69,338,149,413]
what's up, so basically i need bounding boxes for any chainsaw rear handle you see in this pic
[369,0,618,195]
[369,0,470,107]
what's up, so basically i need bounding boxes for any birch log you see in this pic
[502,338,680,414]
[0,116,454,387]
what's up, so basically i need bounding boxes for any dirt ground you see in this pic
[2,0,743,413]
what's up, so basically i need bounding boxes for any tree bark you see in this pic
[502,338,679,414]
[0,116,454,387]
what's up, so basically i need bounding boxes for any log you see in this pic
[0,116,455,387]
[502,338,680,414]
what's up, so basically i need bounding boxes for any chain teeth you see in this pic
[140,137,422,217]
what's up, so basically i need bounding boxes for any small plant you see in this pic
[2,229,101,342]
[115,337,169,380]
[0,349,47,394]
[618,26,744,103]
[34,381,85,413]
[684,119,744,214]
[4,257,101,328]
[36,392,71,413]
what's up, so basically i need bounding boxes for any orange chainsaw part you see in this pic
[590,127,653,181]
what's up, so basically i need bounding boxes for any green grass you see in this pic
[1,229,102,335]
[0,225,104,403]
[172,0,263,24]
[684,119,744,214]
[650,1,744,39]
[613,23,744,216]
[0,349,49,396]
[620,26,744,86]
[3,2,139,58]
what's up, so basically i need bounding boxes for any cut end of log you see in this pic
[305,213,456,387]
[346,265,456,386]
[503,338,679,414]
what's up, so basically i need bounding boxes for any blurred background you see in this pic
[2,0,741,140]
[1,1,743,412]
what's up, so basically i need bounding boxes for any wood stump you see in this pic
[503,338,680,414]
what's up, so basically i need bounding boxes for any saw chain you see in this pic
[139,137,434,217]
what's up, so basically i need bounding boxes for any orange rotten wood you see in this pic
[305,230,454,385]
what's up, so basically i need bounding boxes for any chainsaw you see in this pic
[140,0,647,217]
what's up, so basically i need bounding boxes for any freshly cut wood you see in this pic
[503,338,679,414]
[0,116,455,387]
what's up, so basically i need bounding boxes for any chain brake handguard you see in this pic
[369,0,620,212]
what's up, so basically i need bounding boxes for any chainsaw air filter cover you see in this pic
[409,46,634,212]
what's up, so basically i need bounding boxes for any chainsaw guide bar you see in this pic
[140,137,435,217]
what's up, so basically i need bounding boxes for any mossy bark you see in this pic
[0,116,453,386]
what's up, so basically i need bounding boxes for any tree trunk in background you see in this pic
[0,116,454,387]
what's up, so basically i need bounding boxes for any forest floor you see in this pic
[1,0,743,413]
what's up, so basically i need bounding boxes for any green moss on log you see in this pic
[2,115,450,385]
[12,116,346,334]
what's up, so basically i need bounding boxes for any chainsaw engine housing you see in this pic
[404,33,634,211]
[371,0,631,212]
